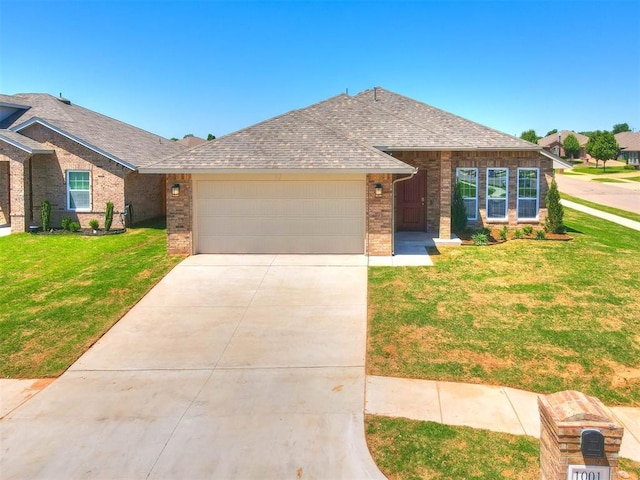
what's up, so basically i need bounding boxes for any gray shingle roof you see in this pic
[142,87,542,173]
[615,131,640,152]
[0,93,183,169]
[538,130,589,148]
[0,129,54,154]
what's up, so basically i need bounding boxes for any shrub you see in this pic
[536,229,546,240]
[451,182,468,233]
[69,222,80,232]
[523,225,534,235]
[545,177,565,233]
[61,217,72,231]
[41,200,51,231]
[514,229,523,239]
[471,232,489,246]
[499,225,508,241]
[104,201,114,231]
[89,219,99,230]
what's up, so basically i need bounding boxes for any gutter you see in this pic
[391,168,418,255]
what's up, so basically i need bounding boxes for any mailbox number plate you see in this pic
[567,465,610,480]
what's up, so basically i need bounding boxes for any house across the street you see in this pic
[141,87,557,256]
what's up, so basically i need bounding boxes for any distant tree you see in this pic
[207,133,216,141]
[612,123,631,134]
[563,134,581,160]
[546,129,558,136]
[170,137,179,141]
[451,182,468,233]
[520,129,539,144]
[585,131,619,172]
[183,134,194,138]
[544,178,565,234]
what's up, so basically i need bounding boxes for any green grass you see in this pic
[591,178,626,183]
[368,209,640,406]
[561,193,640,223]
[572,166,630,175]
[366,416,640,480]
[0,221,183,378]
[627,176,640,182]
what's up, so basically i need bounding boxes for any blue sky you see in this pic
[1,0,639,140]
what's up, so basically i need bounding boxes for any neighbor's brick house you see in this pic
[141,88,557,257]
[0,93,183,232]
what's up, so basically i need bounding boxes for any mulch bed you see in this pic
[458,227,573,246]
[32,228,126,236]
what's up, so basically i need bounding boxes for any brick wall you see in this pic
[366,173,393,255]
[166,174,192,255]
[124,172,165,223]
[0,142,31,232]
[0,160,9,225]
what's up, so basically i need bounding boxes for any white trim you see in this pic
[139,167,416,175]
[12,118,137,171]
[0,133,54,154]
[486,167,509,221]
[456,167,478,221]
[517,168,540,221]
[66,170,92,212]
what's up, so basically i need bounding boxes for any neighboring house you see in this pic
[0,93,183,232]
[538,130,590,159]
[615,131,640,168]
[141,87,555,256]
[177,136,207,148]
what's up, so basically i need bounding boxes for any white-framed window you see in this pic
[517,168,539,220]
[552,146,560,155]
[486,168,508,220]
[67,170,91,211]
[456,168,478,220]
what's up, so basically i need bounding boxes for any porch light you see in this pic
[171,183,180,197]
[375,183,383,198]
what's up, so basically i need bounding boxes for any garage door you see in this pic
[195,177,365,254]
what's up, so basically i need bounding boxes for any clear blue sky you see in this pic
[1,0,639,140]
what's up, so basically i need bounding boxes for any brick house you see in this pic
[538,130,590,160]
[0,93,183,233]
[141,87,556,256]
[615,131,640,168]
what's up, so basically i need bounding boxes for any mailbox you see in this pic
[581,429,605,458]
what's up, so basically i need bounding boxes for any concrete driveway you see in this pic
[0,255,384,479]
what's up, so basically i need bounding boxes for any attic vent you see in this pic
[57,94,71,105]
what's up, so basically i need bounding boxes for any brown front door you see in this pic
[396,169,427,231]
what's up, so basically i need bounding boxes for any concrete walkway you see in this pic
[0,255,384,479]
[366,376,640,462]
[561,199,640,231]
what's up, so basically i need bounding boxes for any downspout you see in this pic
[391,167,418,255]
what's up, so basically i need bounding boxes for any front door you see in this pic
[396,169,427,231]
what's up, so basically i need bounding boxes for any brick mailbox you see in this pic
[539,390,624,480]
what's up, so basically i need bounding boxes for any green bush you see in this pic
[104,201,114,231]
[499,225,508,241]
[471,232,489,246]
[514,229,523,239]
[451,182,468,233]
[545,177,565,234]
[69,222,80,232]
[536,229,546,240]
[61,217,72,231]
[89,219,99,230]
[523,225,534,235]
[41,200,51,231]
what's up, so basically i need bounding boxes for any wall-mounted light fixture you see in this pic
[171,183,180,197]
[375,183,383,198]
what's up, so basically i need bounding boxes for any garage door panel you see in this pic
[196,178,365,254]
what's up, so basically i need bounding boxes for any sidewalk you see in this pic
[561,199,640,231]
[366,375,640,462]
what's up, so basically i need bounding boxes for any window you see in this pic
[517,168,539,220]
[456,168,478,220]
[486,168,508,220]
[552,146,560,155]
[67,170,90,211]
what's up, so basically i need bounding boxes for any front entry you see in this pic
[396,169,427,231]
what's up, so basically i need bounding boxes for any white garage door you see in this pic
[195,176,365,254]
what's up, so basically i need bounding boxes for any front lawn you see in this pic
[368,208,640,406]
[572,166,631,175]
[366,416,640,480]
[0,221,183,378]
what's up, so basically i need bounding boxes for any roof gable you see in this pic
[0,129,54,154]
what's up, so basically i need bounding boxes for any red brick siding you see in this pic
[0,142,31,232]
[166,174,192,255]
[0,160,9,225]
[366,174,393,255]
[124,172,165,223]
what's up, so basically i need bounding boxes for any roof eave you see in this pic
[0,135,54,154]
[139,166,416,175]
[380,146,542,152]
[11,118,137,171]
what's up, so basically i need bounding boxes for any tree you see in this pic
[183,134,194,138]
[546,129,558,136]
[544,178,565,234]
[207,133,216,141]
[612,123,631,134]
[451,182,468,233]
[585,131,619,172]
[520,129,539,144]
[563,133,581,160]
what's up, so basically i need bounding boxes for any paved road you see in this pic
[0,255,383,479]
[555,173,640,214]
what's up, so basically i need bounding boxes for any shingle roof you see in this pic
[615,131,640,152]
[142,87,542,173]
[538,130,589,148]
[0,129,54,154]
[0,93,183,169]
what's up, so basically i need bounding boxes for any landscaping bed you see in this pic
[457,227,572,246]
